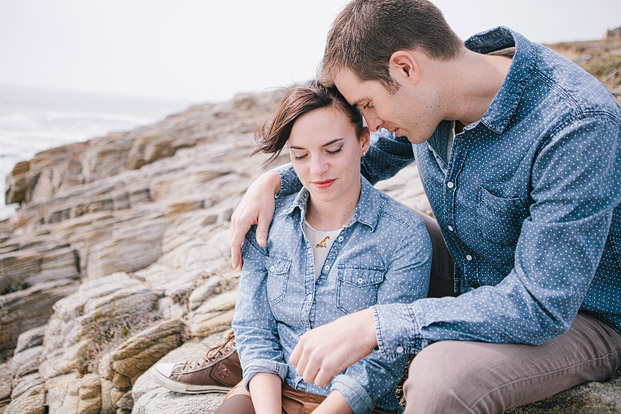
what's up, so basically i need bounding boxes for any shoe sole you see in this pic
[152,368,233,394]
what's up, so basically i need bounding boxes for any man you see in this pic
[159,0,621,412]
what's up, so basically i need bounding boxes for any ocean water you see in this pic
[0,85,194,220]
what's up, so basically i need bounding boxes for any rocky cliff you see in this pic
[1,37,620,414]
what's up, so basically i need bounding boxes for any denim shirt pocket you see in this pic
[266,256,291,305]
[336,266,385,314]
[476,186,529,246]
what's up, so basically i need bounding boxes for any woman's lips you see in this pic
[312,179,336,189]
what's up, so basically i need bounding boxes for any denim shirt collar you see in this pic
[464,26,535,134]
[280,175,382,230]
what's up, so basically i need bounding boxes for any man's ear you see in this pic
[388,51,420,85]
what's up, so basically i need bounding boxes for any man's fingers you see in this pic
[294,348,309,376]
[228,171,280,263]
[230,240,243,270]
[229,218,245,270]
[293,343,321,384]
[255,212,270,247]
[301,358,321,384]
[290,341,302,366]
[314,360,338,387]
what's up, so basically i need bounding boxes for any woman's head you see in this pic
[255,81,370,208]
[254,81,365,163]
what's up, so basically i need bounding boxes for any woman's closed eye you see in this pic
[326,145,343,155]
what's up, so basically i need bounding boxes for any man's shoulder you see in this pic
[531,42,621,119]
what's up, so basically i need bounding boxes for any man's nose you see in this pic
[364,113,383,132]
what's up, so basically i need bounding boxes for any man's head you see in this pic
[320,0,462,91]
[320,0,463,143]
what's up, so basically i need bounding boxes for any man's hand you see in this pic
[290,308,377,387]
[230,171,281,270]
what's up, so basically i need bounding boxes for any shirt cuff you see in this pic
[242,359,288,390]
[372,302,428,359]
[331,374,374,414]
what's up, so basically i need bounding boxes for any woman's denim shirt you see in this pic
[233,176,432,414]
[278,27,621,359]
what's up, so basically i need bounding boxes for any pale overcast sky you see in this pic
[0,0,619,103]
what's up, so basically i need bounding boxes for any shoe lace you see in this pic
[182,331,236,369]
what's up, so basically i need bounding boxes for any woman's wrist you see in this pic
[312,390,352,414]
[248,373,282,414]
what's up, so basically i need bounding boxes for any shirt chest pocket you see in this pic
[336,266,385,314]
[476,186,529,246]
[266,257,291,305]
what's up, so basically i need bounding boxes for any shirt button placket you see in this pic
[446,181,456,237]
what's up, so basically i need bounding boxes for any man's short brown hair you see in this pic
[320,0,462,92]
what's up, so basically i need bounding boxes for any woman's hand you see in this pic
[230,170,281,270]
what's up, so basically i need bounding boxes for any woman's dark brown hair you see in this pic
[254,81,364,163]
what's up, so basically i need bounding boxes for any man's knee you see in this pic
[402,341,494,413]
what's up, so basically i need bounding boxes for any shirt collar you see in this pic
[464,26,535,134]
[280,175,382,231]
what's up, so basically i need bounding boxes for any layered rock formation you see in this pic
[1,38,620,414]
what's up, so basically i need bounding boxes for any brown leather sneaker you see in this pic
[153,331,242,393]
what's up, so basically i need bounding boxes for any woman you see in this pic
[219,82,432,414]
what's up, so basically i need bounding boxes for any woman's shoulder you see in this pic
[371,187,427,233]
[243,193,301,254]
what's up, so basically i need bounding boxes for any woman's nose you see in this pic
[309,154,328,175]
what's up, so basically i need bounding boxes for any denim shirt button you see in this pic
[307,294,313,301]
[448,225,454,232]
[269,266,275,271]
[466,254,473,261]
[396,346,404,354]
[357,278,363,284]
[447,181,455,189]
[338,236,344,242]
[324,265,330,271]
